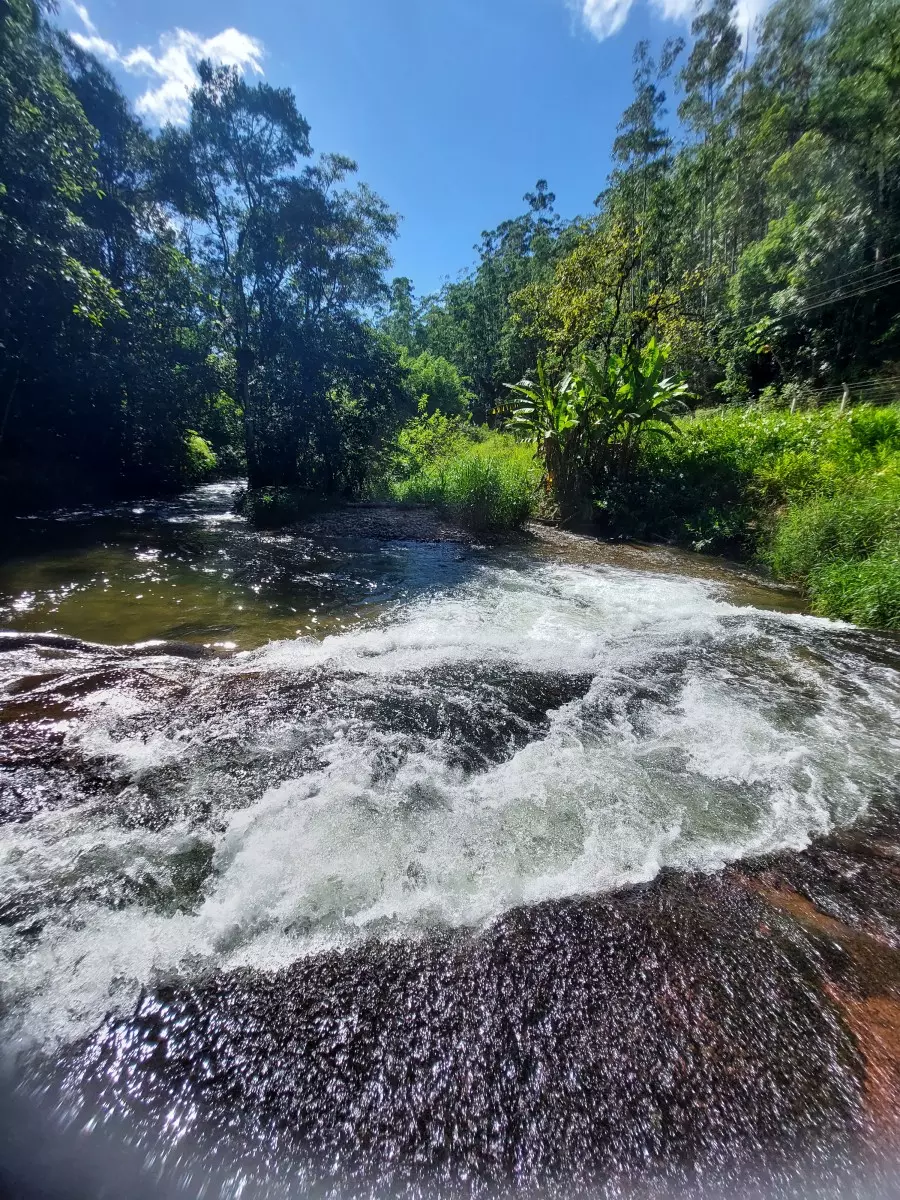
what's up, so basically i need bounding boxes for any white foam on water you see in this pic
[1,560,897,1050]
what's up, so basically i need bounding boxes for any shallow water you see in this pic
[1,483,899,1197]
[0,482,474,647]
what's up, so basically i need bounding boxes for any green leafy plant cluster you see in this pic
[616,403,900,626]
[183,430,218,481]
[386,421,539,532]
[505,339,690,520]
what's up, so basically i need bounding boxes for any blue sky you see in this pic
[60,0,764,296]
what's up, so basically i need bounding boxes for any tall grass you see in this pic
[391,437,538,532]
[807,546,900,628]
[615,403,900,628]
[385,417,539,532]
[768,478,900,579]
[767,478,900,625]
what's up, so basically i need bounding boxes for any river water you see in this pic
[1,482,899,1198]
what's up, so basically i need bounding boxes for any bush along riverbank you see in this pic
[607,403,900,628]
[381,396,899,628]
[379,412,540,533]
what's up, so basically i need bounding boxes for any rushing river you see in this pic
[1,482,900,1198]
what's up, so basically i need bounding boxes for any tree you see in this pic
[162,66,402,489]
[0,0,121,477]
[159,63,312,486]
[379,277,424,351]
[400,348,474,417]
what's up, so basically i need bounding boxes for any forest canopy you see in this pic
[1,0,899,511]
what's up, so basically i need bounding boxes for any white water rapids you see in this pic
[1,556,899,1051]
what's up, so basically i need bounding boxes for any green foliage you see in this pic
[615,402,900,627]
[388,428,538,532]
[387,410,475,479]
[505,340,690,520]
[158,64,401,491]
[183,430,217,481]
[807,546,900,627]
[590,338,692,476]
[0,3,409,509]
[379,182,571,421]
[400,347,474,417]
[505,360,588,519]
[767,476,900,577]
[389,0,900,421]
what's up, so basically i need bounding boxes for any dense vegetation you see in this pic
[0,0,412,505]
[617,404,900,624]
[373,0,900,624]
[1,0,898,622]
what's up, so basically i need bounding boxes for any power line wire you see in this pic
[797,262,900,304]
[792,253,900,294]
[792,271,900,314]
[798,276,900,311]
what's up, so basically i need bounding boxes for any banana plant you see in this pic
[600,338,691,477]
[504,360,587,520]
[505,340,691,520]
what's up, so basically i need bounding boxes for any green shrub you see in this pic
[807,545,900,627]
[615,404,898,543]
[389,429,538,532]
[400,349,474,417]
[387,410,474,482]
[612,401,900,628]
[184,429,217,480]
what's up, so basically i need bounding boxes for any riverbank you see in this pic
[382,403,900,628]
[602,403,900,628]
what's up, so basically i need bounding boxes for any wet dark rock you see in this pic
[30,874,867,1198]
[295,502,483,545]
[3,482,900,1198]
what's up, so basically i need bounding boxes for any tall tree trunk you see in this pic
[237,348,264,489]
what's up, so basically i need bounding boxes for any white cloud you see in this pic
[66,6,264,126]
[67,1,97,33]
[733,0,774,32]
[70,32,120,59]
[651,0,694,20]
[578,0,635,39]
[571,0,773,42]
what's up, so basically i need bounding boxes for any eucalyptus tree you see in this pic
[379,277,426,351]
